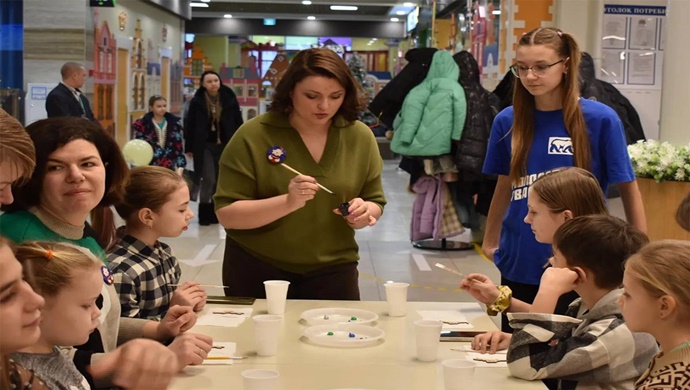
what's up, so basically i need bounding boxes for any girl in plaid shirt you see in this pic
[108,166,206,320]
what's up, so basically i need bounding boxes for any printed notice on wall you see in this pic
[601,5,665,87]
[600,50,626,84]
[628,52,656,85]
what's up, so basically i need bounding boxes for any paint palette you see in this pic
[300,308,379,326]
[302,324,385,348]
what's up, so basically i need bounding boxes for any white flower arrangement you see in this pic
[628,140,690,182]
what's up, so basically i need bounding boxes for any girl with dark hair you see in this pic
[481,28,646,330]
[132,95,187,173]
[184,71,243,225]
[215,48,386,300]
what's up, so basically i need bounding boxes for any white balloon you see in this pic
[122,139,154,167]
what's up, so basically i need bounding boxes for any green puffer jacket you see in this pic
[391,50,467,156]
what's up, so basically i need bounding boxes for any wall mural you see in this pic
[94,20,116,138]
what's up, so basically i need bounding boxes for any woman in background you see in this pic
[184,71,243,225]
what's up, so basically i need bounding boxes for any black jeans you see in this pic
[199,143,224,203]
[500,276,579,332]
[222,238,361,300]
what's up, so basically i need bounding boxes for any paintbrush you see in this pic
[169,284,229,288]
[279,163,335,195]
[434,263,465,277]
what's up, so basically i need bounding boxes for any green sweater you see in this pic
[214,112,386,273]
[0,210,106,261]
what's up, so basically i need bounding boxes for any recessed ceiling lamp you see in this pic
[302,0,312,4]
[191,2,209,7]
[330,5,358,11]
[390,17,400,22]
[307,15,316,20]
[200,0,210,2]
[403,2,414,7]
[224,14,232,18]
[396,10,406,15]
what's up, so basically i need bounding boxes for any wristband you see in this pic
[486,285,512,316]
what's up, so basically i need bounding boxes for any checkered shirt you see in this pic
[506,289,659,389]
[107,234,181,320]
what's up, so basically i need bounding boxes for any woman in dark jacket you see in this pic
[132,95,186,173]
[184,71,243,225]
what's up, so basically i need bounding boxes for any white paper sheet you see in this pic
[202,342,237,365]
[416,310,473,329]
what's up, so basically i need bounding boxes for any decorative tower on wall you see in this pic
[146,40,162,100]
[260,52,289,99]
[131,19,147,123]
[94,20,116,138]
[183,44,212,90]
[500,0,554,75]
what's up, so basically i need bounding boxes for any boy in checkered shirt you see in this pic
[472,215,658,389]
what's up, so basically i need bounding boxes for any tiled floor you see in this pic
[172,160,626,310]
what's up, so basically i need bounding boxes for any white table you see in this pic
[172,300,547,390]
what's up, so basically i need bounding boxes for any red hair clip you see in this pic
[44,250,54,260]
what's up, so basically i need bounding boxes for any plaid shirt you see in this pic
[107,234,181,320]
[506,289,659,390]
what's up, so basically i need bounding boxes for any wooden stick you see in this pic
[204,356,245,360]
[169,284,228,288]
[279,163,335,194]
[434,263,464,277]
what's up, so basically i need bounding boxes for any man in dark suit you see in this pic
[45,62,97,122]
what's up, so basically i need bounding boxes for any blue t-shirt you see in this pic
[482,99,635,285]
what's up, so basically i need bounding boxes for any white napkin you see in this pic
[202,342,237,365]
[196,307,253,327]
[416,310,473,329]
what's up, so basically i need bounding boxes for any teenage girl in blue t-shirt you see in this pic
[481,27,647,331]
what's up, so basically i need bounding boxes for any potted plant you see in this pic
[628,140,690,240]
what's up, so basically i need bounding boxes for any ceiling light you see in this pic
[307,15,316,20]
[396,10,406,15]
[492,9,501,15]
[390,17,400,22]
[330,5,358,11]
[403,2,414,7]
[224,14,232,18]
[190,2,209,7]
[302,0,311,4]
[372,38,377,41]
[200,0,210,2]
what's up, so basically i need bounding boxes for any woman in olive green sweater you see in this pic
[215,49,386,300]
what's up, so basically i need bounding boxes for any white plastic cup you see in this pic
[414,319,443,362]
[384,282,409,317]
[264,280,290,315]
[241,369,280,390]
[442,359,476,390]
[252,314,282,357]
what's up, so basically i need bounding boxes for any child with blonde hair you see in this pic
[11,241,105,390]
[620,240,690,389]
[109,166,206,320]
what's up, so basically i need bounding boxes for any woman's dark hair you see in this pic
[199,70,224,91]
[5,117,129,249]
[269,49,366,122]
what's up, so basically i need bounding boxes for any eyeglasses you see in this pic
[510,59,566,78]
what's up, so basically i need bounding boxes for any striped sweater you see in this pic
[507,289,659,390]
